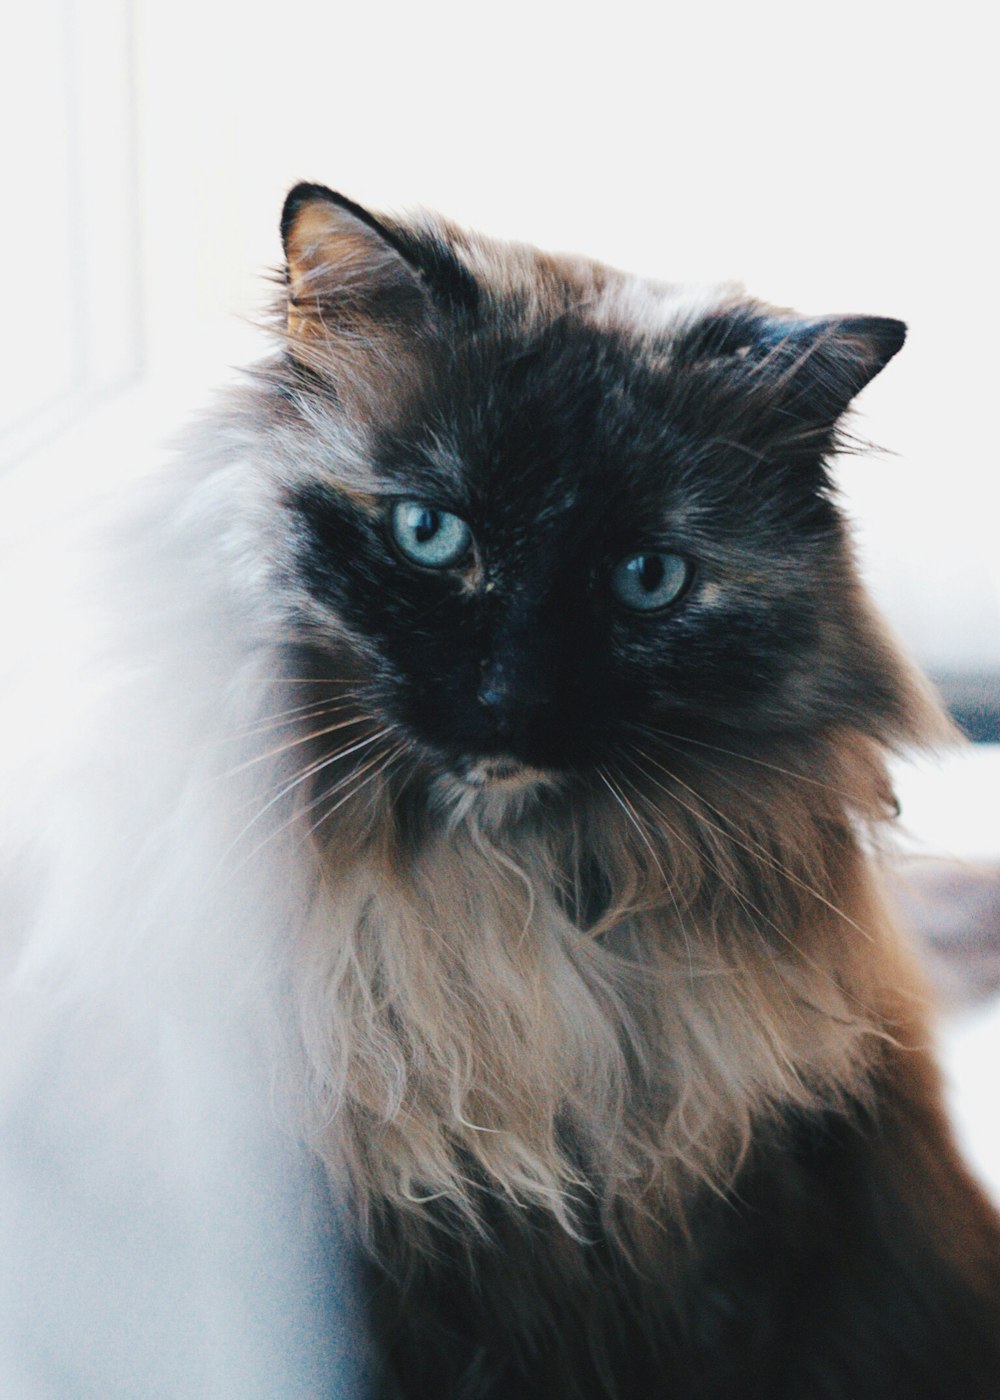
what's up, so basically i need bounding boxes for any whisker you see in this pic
[624,745,875,946]
[232,696,364,741]
[628,722,855,802]
[614,752,887,1025]
[222,712,372,777]
[611,764,728,960]
[306,743,407,840]
[613,762,834,1016]
[597,767,697,980]
[236,741,406,874]
[242,676,368,684]
[220,727,392,863]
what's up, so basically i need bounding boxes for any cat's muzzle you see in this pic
[459,757,549,792]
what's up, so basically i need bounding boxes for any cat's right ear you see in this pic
[280,184,431,349]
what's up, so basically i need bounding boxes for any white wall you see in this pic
[0,0,141,459]
[130,0,1000,670]
[2,0,998,663]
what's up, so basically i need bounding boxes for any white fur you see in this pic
[0,415,372,1396]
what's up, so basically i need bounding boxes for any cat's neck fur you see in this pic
[288,715,930,1248]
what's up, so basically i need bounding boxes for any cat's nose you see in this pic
[477,660,513,728]
[477,670,508,712]
[477,657,549,736]
[478,683,507,712]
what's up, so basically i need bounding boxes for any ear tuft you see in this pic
[280,183,402,259]
[769,314,907,406]
[784,314,907,425]
[842,314,907,369]
[279,183,429,343]
[677,308,908,457]
[280,182,339,248]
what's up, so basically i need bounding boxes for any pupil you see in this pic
[414,509,439,544]
[639,555,664,591]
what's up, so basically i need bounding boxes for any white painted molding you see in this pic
[0,0,142,467]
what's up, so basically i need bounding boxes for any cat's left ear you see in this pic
[681,310,906,446]
[749,313,906,422]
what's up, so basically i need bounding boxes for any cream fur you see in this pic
[0,224,949,1277]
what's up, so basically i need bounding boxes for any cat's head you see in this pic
[264,184,932,800]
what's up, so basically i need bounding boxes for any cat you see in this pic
[276,185,1000,1399]
[2,182,999,1398]
[275,185,1000,1396]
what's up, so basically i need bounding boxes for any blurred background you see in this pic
[0,1,997,1391]
[3,0,998,731]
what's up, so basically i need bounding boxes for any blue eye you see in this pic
[611,552,690,611]
[390,501,472,568]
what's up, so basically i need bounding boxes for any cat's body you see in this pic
[369,1060,1000,1399]
[1,186,998,1397]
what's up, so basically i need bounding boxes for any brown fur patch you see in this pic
[262,189,1000,1395]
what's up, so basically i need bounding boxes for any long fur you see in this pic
[2,188,998,1398]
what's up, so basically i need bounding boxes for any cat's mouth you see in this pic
[458,757,551,792]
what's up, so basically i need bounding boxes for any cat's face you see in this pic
[274,186,910,791]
